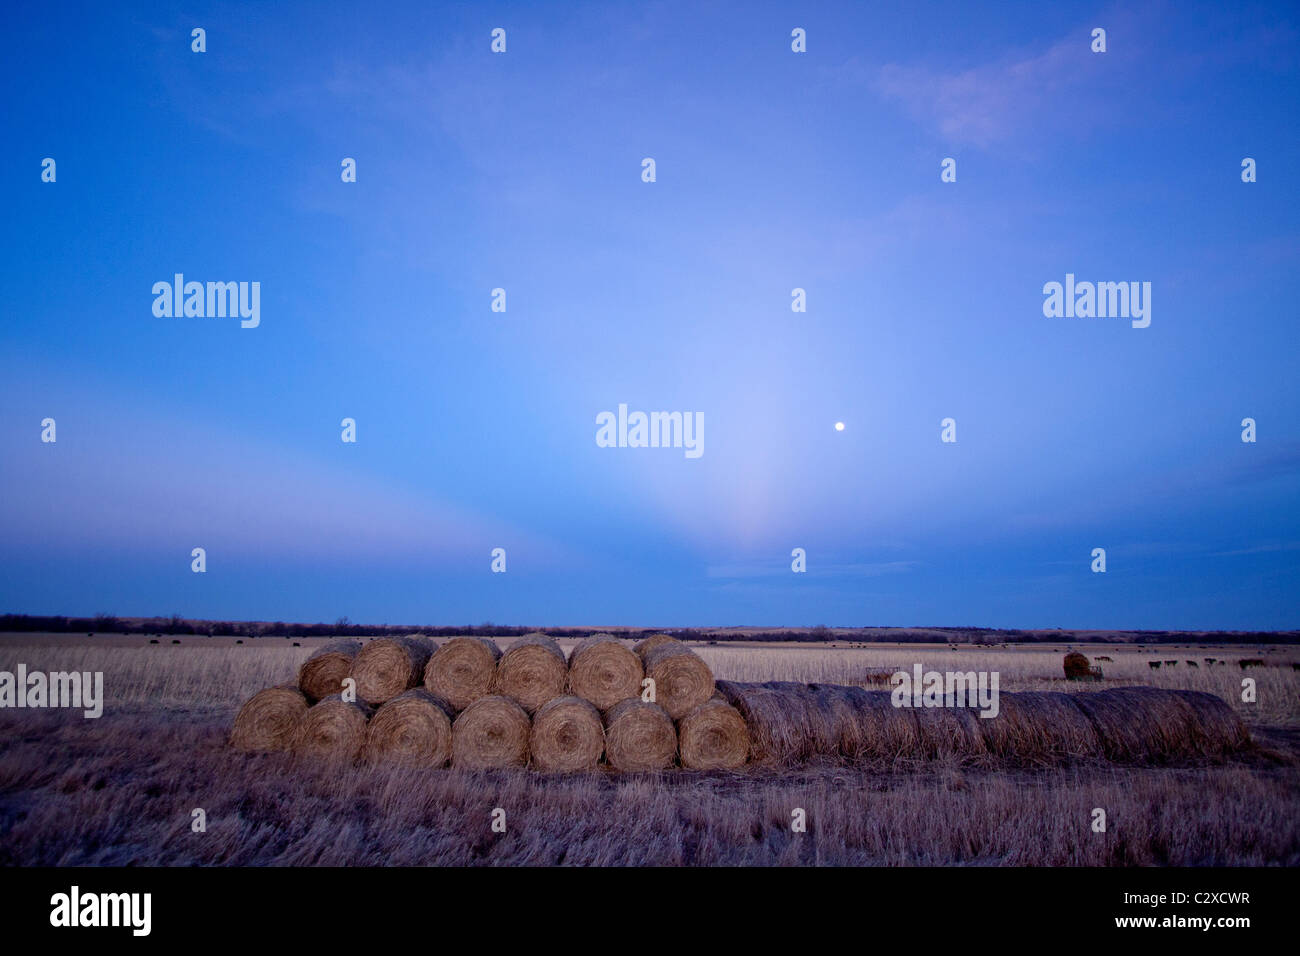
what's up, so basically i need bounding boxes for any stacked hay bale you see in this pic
[297,641,362,702]
[363,688,456,767]
[677,696,750,770]
[292,694,373,761]
[531,696,605,772]
[351,636,434,706]
[424,637,500,711]
[453,695,531,769]
[495,633,568,715]
[604,699,677,771]
[635,635,714,719]
[633,635,751,769]
[231,634,1253,772]
[230,685,308,751]
[568,634,642,710]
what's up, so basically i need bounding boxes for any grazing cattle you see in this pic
[1240,659,1265,669]
[1097,655,1113,662]
[1163,660,1178,666]
[1149,661,1161,669]
[1205,658,1216,664]
[1186,660,1198,667]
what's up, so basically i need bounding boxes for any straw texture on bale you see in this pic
[452,695,531,769]
[912,704,991,759]
[632,633,681,660]
[1070,686,1249,762]
[363,688,455,766]
[717,681,817,765]
[530,695,605,772]
[297,640,362,702]
[604,699,677,771]
[230,685,308,752]
[1169,689,1252,754]
[641,642,715,719]
[424,637,501,711]
[802,683,922,762]
[293,694,373,761]
[495,633,567,714]
[722,681,924,765]
[567,634,644,710]
[720,682,1249,768]
[976,691,1102,762]
[840,687,924,760]
[678,698,750,770]
[351,637,434,706]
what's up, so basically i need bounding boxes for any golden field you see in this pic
[0,634,1297,866]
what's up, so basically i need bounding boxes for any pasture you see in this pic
[1,634,1297,865]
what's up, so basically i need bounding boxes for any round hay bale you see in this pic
[1169,689,1251,754]
[530,696,605,772]
[632,633,681,660]
[230,685,308,751]
[495,633,567,714]
[716,680,818,766]
[908,702,990,760]
[1069,686,1203,762]
[1063,651,1092,679]
[797,684,922,762]
[292,694,372,761]
[424,636,501,711]
[604,699,677,771]
[363,688,455,766]
[568,634,643,710]
[678,698,749,770]
[842,687,924,761]
[641,643,715,719]
[351,637,433,706]
[976,691,1102,763]
[297,640,362,702]
[452,695,530,769]
[799,683,860,759]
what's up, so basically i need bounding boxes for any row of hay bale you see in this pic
[232,633,751,771]
[718,681,1251,766]
[295,632,716,717]
[233,633,1252,771]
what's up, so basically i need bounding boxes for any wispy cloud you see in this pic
[864,7,1160,151]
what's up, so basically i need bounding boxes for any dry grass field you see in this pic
[2,634,1298,866]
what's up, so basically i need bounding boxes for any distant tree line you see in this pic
[0,614,1293,645]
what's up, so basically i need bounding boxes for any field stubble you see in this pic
[1,636,1297,865]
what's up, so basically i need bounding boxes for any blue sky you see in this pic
[2,0,1298,629]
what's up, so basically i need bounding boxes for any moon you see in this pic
[834,421,845,431]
